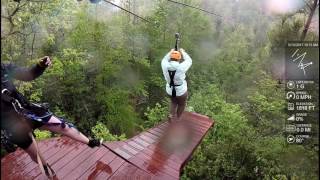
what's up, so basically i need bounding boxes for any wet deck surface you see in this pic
[1,112,214,180]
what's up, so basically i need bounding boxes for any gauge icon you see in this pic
[286,91,295,99]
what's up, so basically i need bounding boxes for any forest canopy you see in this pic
[1,0,319,179]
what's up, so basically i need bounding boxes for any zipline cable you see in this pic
[167,0,234,23]
[102,0,151,23]
[168,0,223,18]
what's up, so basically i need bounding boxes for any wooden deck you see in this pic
[1,112,214,180]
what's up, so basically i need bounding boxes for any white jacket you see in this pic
[161,49,192,96]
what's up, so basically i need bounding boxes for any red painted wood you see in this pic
[141,148,180,171]
[63,147,108,179]
[133,137,150,147]
[59,146,99,179]
[108,162,140,180]
[14,138,74,179]
[1,138,51,178]
[79,149,116,179]
[111,168,153,180]
[1,112,214,180]
[139,134,156,144]
[131,151,180,178]
[127,141,144,151]
[152,127,165,134]
[121,144,139,155]
[34,140,83,179]
[50,141,88,175]
[141,131,160,141]
[93,156,125,179]
[147,129,164,138]
[23,138,70,177]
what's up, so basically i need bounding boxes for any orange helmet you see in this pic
[170,51,181,61]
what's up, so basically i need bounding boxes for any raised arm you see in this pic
[179,49,192,72]
[7,56,51,81]
[161,50,173,83]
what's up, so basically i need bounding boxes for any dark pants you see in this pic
[169,91,188,120]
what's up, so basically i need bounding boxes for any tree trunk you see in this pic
[300,0,318,41]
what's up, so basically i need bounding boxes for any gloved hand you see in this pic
[38,56,52,68]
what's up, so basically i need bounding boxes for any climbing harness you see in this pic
[1,88,75,128]
[168,70,182,98]
[1,88,76,154]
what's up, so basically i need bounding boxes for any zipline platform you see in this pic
[1,112,214,180]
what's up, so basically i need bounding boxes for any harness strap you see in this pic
[29,132,47,178]
[30,132,56,178]
[2,89,75,130]
[168,70,182,97]
[1,89,15,103]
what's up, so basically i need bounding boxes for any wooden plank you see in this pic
[59,147,99,179]
[190,117,213,127]
[110,167,155,180]
[79,149,116,179]
[185,118,213,129]
[127,141,144,151]
[133,169,153,180]
[124,141,178,170]
[141,132,160,141]
[22,137,71,177]
[63,147,109,179]
[147,128,164,138]
[45,140,82,165]
[121,144,138,155]
[127,141,182,170]
[24,138,74,179]
[33,143,90,180]
[49,143,88,176]
[33,140,83,180]
[158,124,169,131]
[1,112,214,180]
[128,154,178,179]
[147,145,182,164]
[104,142,122,150]
[188,118,213,128]
[133,137,150,147]
[151,173,178,180]
[125,141,148,154]
[132,152,180,178]
[151,128,166,136]
[1,148,28,164]
[141,148,180,171]
[108,162,139,180]
[2,138,52,178]
[140,134,156,144]
[94,156,125,179]
[114,148,132,160]
[189,112,212,122]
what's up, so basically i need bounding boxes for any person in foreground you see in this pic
[1,57,102,178]
[161,48,192,122]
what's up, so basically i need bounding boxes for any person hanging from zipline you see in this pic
[161,34,192,122]
[1,56,103,178]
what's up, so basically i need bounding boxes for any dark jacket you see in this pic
[1,63,46,128]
